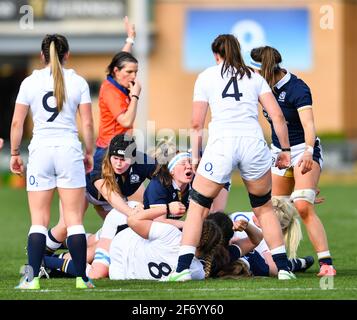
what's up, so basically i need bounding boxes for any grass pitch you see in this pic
[0,182,357,300]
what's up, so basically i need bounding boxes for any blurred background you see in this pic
[0,0,357,188]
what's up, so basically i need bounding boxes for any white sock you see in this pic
[317,251,331,259]
[270,245,286,255]
[178,245,196,256]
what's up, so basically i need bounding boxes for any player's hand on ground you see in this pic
[297,151,313,175]
[232,219,248,232]
[169,201,186,216]
[124,16,136,40]
[10,155,24,176]
[276,151,291,169]
[84,154,94,173]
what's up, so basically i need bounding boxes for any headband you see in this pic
[249,58,262,70]
[168,152,191,172]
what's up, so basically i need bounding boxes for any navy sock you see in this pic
[176,253,194,273]
[67,233,88,281]
[27,232,46,279]
[43,256,78,277]
[319,257,333,266]
[288,258,303,272]
[272,252,290,272]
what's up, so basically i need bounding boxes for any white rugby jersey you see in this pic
[193,63,271,138]
[229,211,269,255]
[16,67,91,142]
[109,221,205,280]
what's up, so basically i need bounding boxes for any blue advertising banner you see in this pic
[184,8,312,72]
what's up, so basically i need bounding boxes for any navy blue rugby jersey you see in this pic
[86,152,156,201]
[262,72,313,148]
[143,176,190,211]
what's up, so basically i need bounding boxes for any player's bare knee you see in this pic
[189,188,214,209]
[248,190,271,208]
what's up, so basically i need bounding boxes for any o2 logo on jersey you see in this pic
[204,162,213,176]
[42,91,59,122]
[148,262,172,279]
[29,175,38,187]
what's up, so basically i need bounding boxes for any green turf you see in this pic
[0,183,357,300]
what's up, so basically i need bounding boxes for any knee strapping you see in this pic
[189,188,214,209]
[249,190,271,208]
[290,189,316,204]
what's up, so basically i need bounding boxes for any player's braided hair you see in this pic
[206,212,252,279]
[211,34,253,79]
[216,259,252,279]
[198,220,230,278]
[41,34,69,112]
[250,46,282,90]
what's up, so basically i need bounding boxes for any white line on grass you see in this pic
[7,287,357,293]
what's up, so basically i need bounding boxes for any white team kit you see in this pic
[194,63,272,183]
[108,211,205,281]
[15,67,91,191]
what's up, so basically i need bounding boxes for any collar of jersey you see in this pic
[274,71,291,90]
[172,180,191,192]
[107,75,130,96]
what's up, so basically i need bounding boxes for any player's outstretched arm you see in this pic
[121,16,136,53]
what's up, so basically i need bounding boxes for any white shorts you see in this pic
[26,140,85,191]
[271,138,324,177]
[100,201,139,240]
[197,136,272,183]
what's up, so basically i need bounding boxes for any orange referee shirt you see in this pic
[96,77,132,148]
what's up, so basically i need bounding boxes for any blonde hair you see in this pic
[271,197,303,259]
[49,41,66,112]
[42,34,69,112]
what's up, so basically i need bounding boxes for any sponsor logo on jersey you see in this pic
[278,91,286,102]
[130,174,140,184]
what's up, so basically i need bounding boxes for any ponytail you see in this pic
[211,34,252,79]
[41,34,69,112]
[250,46,282,89]
[49,41,66,112]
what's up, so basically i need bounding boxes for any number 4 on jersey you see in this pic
[222,77,243,101]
